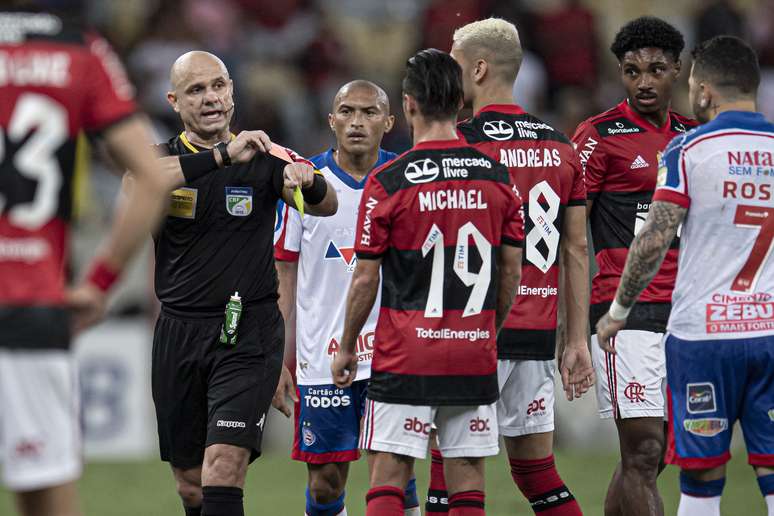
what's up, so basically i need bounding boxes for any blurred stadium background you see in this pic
[2,0,773,514]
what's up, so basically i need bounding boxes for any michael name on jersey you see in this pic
[418,189,487,212]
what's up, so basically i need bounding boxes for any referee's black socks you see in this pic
[202,486,243,516]
[184,505,201,516]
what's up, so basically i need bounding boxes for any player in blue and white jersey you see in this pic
[597,36,774,516]
[273,81,420,516]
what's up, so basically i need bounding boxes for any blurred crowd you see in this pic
[58,0,774,154]
[47,0,774,312]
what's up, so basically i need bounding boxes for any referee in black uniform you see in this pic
[126,51,337,516]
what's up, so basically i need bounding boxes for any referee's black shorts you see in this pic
[151,301,283,469]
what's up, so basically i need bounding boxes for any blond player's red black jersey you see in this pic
[0,9,136,349]
[458,104,586,360]
[572,100,696,332]
[355,139,524,405]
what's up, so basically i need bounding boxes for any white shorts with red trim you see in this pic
[591,330,666,419]
[497,359,555,437]
[360,399,498,460]
[0,350,82,490]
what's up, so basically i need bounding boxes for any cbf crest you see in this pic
[225,187,253,216]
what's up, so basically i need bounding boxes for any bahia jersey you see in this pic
[572,100,696,332]
[0,10,136,349]
[274,148,396,385]
[654,111,774,340]
[458,104,586,360]
[355,139,525,406]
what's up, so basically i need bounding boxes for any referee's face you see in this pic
[169,57,234,139]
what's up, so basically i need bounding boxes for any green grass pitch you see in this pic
[1,448,765,515]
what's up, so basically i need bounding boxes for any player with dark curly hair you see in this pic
[572,17,697,516]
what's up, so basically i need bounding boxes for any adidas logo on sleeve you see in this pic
[630,155,649,169]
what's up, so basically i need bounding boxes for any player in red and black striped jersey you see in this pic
[0,4,225,516]
[420,18,591,516]
[332,49,524,516]
[571,17,698,516]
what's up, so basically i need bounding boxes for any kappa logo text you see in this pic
[216,419,246,428]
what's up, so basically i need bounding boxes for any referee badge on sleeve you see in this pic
[168,187,198,218]
[225,187,253,216]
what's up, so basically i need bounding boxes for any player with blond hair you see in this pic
[424,18,592,516]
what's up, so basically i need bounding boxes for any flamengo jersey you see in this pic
[458,104,586,360]
[654,111,774,340]
[274,148,396,384]
[355,139,525,405]
[572,100,696,332]
[0,10,136,349]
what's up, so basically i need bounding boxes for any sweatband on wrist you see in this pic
[301,174,327,204]
[215,141,231,167]
[86,260,120,292]
[179,150,218,182]
[608,299,632,321]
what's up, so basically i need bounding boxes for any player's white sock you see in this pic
[336,508,347,516]
[765,495,774,516]
[404,506,421,516]
[677,494,721,516]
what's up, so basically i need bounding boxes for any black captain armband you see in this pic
[301,174,328,204]
[179,150,218,182]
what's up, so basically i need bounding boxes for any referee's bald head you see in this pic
[333,80,390,113]
[170,51,229,90]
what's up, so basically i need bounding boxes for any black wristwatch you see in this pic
[215,141,231,167]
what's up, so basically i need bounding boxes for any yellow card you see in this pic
[293,186,305,218]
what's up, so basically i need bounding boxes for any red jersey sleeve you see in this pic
[355,175,392,258]
[571,120,606,198]
[83,33,137,132]
[502,184,525,247]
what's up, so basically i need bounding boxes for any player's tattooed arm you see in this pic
[616,201,687,308]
